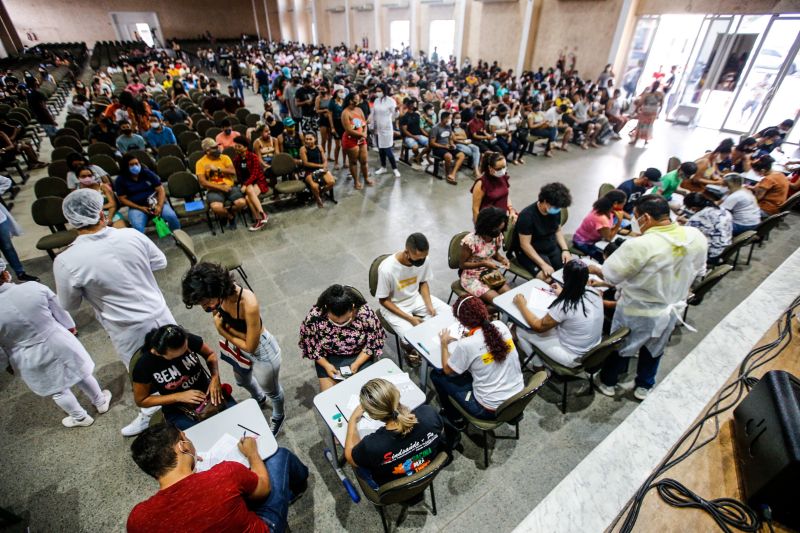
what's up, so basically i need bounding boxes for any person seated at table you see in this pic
[460,207,512,304]
[470,151,514,223]
[750,155,789,217]
[720,173,761,236]
[299,284,385,391]
[618,168,661,214]
[683,141,732,193]
[511,182,573,280]
[115,153,181,234]
[231,138,270,231]
[132,324,234,430]
[299,132,336,208]
[725,137,756,174]
[75,166,127,229]
[680,192,732,266]
[650,162,696,206]
[430,295,524,428]
[754,127,783,158]
[344,378,445,487]
[572,190,628,262]
[127,424,309,533]
[196,137,247,230]
[512,260,604,369]
[182,262,286,435]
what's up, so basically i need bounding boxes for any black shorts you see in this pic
[314,354,373,378]
[432,146,457,159]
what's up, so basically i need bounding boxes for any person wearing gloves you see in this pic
[588,195,707,400]
[0,257,112,427]
[0,175,39,281]
[53,189,176,436]
[370,83,401,178]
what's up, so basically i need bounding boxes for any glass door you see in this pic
[675,15,734,111]
[726,17,800,138]
[620,16,659,98]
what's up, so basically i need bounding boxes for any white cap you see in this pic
[62,189,104,228]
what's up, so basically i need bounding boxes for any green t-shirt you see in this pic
[651,169,681,200]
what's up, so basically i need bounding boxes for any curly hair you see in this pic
[452,295,510,362]
[181,262,237,307]
[474,206,508,238]
[538,182,572,208]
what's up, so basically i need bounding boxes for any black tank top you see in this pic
[307,146,323,165]
[217,287,261,333]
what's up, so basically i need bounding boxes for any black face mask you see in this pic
[408,255,426,267]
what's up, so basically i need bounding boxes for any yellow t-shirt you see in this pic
[195,155,235,188]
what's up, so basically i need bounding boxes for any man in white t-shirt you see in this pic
[542,103,573,151]
[376,233,450,339]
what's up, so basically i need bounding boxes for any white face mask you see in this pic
[375,92,384,99]
[490,167,507,177]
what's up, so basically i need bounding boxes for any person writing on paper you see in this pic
[182,262,286,435]
[376,232,451,364]
[0,257,112,428]
[132,325,235,430]
[54,189,176,437]
[128,424,309,533]
[572,190,628,262]
[459,207,512,304]
[299,284,385,391]
[511,182,573,279]
[588,195,707,400]
[430,295,524,428]
[344,378,445,487]
[720,173,761,236]
[513,260,604,368]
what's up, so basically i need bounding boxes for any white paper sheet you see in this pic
[195,433,249,472]
[430,322,464,346]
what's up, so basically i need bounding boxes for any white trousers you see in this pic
[52,375,104,420]
[380,294,451,336]
[516,328,582,368]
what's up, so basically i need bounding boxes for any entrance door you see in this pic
[110,12,162,47]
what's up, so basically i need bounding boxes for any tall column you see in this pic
[344,0,352,47]
[252,0,262,39]
[373,1,381,51]
[409,0,417,54]
[608,0,638,70]
[0,0,22,56]
[516,0,535,76]
[311,0,319,44]
[263,0,273,41]
[454,0,467,65]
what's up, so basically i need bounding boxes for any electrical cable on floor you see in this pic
[611,295,800,533]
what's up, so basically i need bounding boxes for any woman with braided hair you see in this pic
[344,378,445,486]
[430,295,524,428]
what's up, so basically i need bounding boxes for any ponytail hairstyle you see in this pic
[591,195,614,216]
[452,295,510,362]
[315,284,366,316]
[479,151,505,176]
[359,378,417,436]
[143,324,188,356]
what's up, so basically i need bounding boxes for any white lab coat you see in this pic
[0,281,95,396]
[371,96,396,149]
[53,227,176,366]
[602,223,708,358]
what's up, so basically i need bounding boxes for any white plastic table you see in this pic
[492,278,557,328]
[402,308,458,395]
[184,398,278,460]
[313,358,426,450]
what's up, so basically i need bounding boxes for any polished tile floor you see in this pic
[2,92,798,532]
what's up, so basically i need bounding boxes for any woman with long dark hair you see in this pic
[572,189,627,262]
[470,151,513,222]
[341,92,371,189]
[459,206,512,304]
[299,284,385,391]
[513,259,604,368]
[182,262,286,434]
[430,295,523,426]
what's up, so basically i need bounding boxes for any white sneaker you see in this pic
[633,386,650,401]
[94,390,112,414]
[592,373,617,397]
[393,169,401,177]
[375,167,387,175]
[121,412,151,437]
[63,415,94,428]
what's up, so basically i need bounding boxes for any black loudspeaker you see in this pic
[732,370,800,530]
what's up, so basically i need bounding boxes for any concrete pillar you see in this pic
[0,0,22,56]
[454,0,467,65]
[516,0,535,76]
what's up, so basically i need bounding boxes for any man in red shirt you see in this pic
[127,424,308,533]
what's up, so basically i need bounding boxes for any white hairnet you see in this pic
[62,188,104,228]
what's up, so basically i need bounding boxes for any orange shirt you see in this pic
[755,171,789,215]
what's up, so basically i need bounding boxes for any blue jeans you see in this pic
[0,218,24,275]
[599,345,660,389]
[572,239,605,263]
[430,369,496,421]
[250,448,310,533]
[231,78,245,100]
[162,395,237,430]
[732,222,758,236]
[127,204,181,234]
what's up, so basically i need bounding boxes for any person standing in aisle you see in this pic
[371,83,401,178]
[53,189,175,437]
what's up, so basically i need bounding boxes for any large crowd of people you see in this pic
[1,37,799,532]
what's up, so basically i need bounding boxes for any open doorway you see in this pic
[428,19,455,62]
[110,12,162,48]
[390,20,410,53]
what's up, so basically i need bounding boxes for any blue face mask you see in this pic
[130,164,142,175]
[547,207,561,215]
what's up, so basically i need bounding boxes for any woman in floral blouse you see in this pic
[299,284,386,391]
[459,206,512,304]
